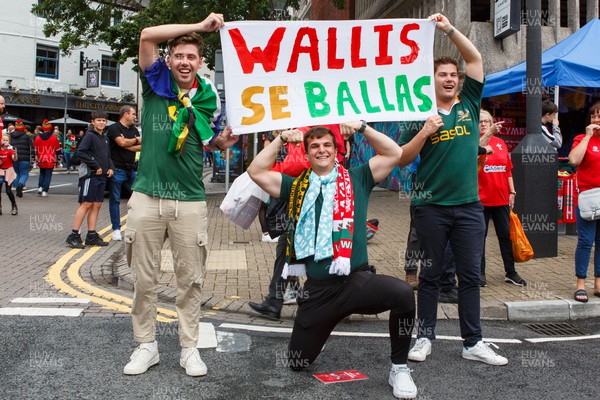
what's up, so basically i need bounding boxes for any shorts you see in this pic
[79,175,106,203]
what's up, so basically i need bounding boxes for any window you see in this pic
[36,45,59,79]
[101,55,119,87]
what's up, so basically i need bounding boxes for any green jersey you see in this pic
[132,73,219,201]
[280,163,375,280]
[399,76,484,206]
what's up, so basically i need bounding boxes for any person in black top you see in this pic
[106,105,141,241]
[9,122,34,197]
[66,110,114,248]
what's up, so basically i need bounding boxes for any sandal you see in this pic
[574,289,589,303]
[594,291,600,298]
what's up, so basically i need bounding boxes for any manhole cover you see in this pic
[524,323,587,336]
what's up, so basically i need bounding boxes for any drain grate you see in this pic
[524,323,587,336]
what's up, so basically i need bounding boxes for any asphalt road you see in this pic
[1,316,598,400]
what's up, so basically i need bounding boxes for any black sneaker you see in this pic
[66,233,85,249]
[11,205,18,216]
[16,184,23,198]
[480,274,488,287]
[439,287,459,304]
[85,235,109,247]
[505,273,527,287]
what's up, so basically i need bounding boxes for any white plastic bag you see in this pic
[220,172,269,229]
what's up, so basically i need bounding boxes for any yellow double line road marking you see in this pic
[45,219,177,322]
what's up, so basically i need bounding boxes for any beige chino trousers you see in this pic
[125,191,208,347]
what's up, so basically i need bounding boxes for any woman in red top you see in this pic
[0,133,18,215]
[568,101,600,302]
[477,110,526,287]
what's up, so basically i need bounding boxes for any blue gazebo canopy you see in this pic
[483,18,600,98]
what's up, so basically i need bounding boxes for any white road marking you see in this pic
[11,297,91,304]
[219,323,526,343]
[197,322,218,348]
[23,183,73,193]
[525,334,600,343]
[0,307,84,317]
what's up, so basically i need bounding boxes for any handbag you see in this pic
[509,210,534,262]
[578,187,600,221]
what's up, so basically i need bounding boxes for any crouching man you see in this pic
[248,122,418,399]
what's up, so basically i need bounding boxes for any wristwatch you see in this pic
[357,120,368,134]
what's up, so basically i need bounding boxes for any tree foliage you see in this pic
[31,0,302,69]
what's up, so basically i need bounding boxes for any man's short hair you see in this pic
[542,99,558,116]
[303,126,337,152]
[119,105,134,119]
[24,125,31,132]
[168,33,204,57]
[434,57,459,73]
[91,110,108,120]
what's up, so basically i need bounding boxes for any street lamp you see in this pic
[270,0,289,20]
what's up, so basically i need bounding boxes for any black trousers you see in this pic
[287,269,415,369]
[481,205,516,276]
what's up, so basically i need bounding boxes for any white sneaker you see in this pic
[283,287,299,305]
[37,187,42,194]
[462,341,508,366]
[389,364,417,399]
[408,338,431,362]
[262,233,279,243]
[41,191,48,197]
[112,230,123,241]
[123,342,159,375]
[180,347,207,376]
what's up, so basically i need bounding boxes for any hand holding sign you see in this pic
[200,13,225,32]
[421,115,444,137]
[339,121,362,138]
[280,129,304,146]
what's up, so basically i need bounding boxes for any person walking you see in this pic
[0,133,18,215]
[34,120,60,197]
[568,101,600,302]
[9,121,33,197]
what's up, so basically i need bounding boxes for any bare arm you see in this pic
[340,122,402,182]
[429,13,483,82]
[399,115,444,167]
[138,13,224,71]
[508,177,516,208]
[247,129,304,198]
[126,144,141,152]
[569,125,599,165]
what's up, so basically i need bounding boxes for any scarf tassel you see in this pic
[328,257,351,276]
[282,262,307,279]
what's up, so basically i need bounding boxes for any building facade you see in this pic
[0,1,139,125]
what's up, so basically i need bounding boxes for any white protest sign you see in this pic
[220,19,437,134]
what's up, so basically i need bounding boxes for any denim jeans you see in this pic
[109,168,136,231]
[13,160,30,188]
[481,205,516,276]
[575,206,600,279]
[64,152,74,171]
[413,202,485,346]
[38,168,54,192]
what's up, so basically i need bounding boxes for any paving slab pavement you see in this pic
[3,171,600,324]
